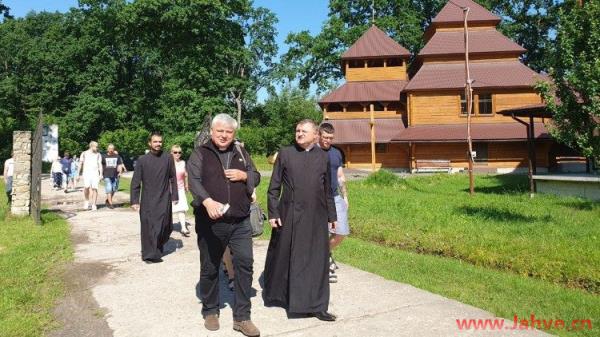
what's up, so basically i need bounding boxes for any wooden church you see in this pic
[319,0,552,172]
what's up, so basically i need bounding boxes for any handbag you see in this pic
[249,202,266,237]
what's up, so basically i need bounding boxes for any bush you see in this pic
[98,128,149,157]
[237,125,281,155]
[364,169,402,186]
[164,132,196,159]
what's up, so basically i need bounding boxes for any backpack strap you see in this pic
[234,143,248,169]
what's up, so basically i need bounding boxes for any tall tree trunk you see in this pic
[235,94,242,127]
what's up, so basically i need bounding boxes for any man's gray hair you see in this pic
[211,113,238,130]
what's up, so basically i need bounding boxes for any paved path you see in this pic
[44,178,552,337]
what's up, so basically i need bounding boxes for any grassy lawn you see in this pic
[249,154,273,172]
[348,172,600,294]
[0,182,73,337]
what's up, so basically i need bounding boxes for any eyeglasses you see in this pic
[172,151,182,154]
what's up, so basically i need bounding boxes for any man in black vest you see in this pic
[187,113,261,336]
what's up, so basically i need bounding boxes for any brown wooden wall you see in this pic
[411,141,550,169]
[324,111,404,120]
[345,65,407,81]
[408,90,542,126]
[338,144,410,169]
[337,141,550,170]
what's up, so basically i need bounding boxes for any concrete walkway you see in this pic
[44,178,553,337]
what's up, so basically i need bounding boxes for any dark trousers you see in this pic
[52,172,62,187]
[196,215,253,321]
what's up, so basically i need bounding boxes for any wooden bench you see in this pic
[414,159,452,173]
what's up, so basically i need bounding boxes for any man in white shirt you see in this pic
[3,152,14,204]
[79,141,102,211]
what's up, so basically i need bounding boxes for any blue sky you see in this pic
[3,0,330,57]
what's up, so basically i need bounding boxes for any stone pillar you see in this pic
[11,131,32,216]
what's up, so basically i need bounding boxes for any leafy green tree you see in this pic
[238,86,322,155]
[538,1,600,161]
[0,0,12,20]
[224,5,278,126]
[0,0,278,161]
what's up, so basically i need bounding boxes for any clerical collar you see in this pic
[303,143,315,152]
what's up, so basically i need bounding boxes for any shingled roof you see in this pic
[341,25,411,60]
[319,80,407,104]
[418,29,525,57]
[404,61,545,91]
[393,123,550,142]
[432,0,500,24]
[327,119,406,144]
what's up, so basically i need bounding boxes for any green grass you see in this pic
[0,182,73,337]
[250,154,273,172]
[349,173,600,294]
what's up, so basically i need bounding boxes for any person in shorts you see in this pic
[79,141,102,211]
[318,123,350,283]
[102,144,123,209]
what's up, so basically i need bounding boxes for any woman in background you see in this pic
[171,145,190,236]
[69,155,79,190]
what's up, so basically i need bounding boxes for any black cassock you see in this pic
[130,151,178,260]
[263,144,337,313]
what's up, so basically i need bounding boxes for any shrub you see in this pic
[364,169,402,186]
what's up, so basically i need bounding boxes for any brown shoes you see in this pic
[204,314,220,331]
[233,320,260,336]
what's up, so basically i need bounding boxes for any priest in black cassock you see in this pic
[131,131,179,263]
[263,119,338,321]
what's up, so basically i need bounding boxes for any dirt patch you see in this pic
[47,230,114,337]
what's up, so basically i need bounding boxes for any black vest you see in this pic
[197,143,251,222]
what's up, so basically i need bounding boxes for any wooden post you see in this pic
[526,121,535,197]
[463,7,475,195]
[370,103,376,171]
[408,142,414,172]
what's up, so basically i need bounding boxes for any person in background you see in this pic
[69,156,79,191]
[130,132,179,263]
[51,156,63,190]
[60,151,73,193]
[3,152,14,204]
[102,144,123,209]
[318,123,350,283]
[171,145,190,236]
[79,141,102,211]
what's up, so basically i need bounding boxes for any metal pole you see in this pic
[464,7,475,195]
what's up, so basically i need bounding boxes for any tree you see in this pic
[225,5,278,126]
[278,0,561,93]
[238,87,322,155]
[0,0,12,20]
[538,1,600,161]
[0,0,279,162]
